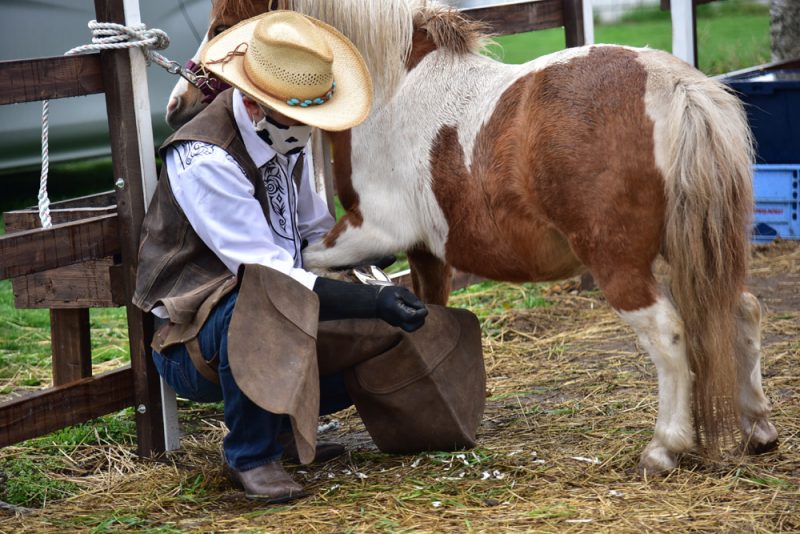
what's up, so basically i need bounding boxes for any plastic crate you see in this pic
[751,164,799,244]
[723,70,800,164]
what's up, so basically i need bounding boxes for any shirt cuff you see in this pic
[290,268,318,291]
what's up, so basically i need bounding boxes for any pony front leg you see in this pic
[617,294,695,475]
[735,292,779,454]
[304,215,402,271]
[407,247,452,305]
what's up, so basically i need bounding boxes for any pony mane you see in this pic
[276,0,489,103]
[210,0,268,25]
[277,0,413,102]
[412,1,492,57]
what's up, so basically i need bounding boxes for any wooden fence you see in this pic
[0,0,164,456]
[0,0,586,457]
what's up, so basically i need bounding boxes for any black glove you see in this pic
[375,285,428,332]
[313,277,428,332]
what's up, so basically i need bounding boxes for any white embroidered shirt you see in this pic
[152,89,334,319]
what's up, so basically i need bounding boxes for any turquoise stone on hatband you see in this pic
[286,82,336,106]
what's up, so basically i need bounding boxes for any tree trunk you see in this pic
[770,0,800,62]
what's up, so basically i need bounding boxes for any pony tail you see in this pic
[661,73,754,455]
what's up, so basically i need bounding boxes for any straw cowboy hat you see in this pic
[201,10,373,131]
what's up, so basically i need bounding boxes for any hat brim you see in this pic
[201,11,373,132]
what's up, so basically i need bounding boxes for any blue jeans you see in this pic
[152,290,352,471]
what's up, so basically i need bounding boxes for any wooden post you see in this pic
[94,0,166,457]
[50,309,92,385]
[562,0,586,47]
[122,0,181,453]
[124,0,180,453]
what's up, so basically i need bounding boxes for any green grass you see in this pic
[0,408,135,507]
[0,280,129,392]
[0,456,80,506]
[493,0,770,75]
[0,280,53,387]
[449,280,550,331]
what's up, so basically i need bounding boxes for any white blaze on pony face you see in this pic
[618,295,695,472]
[165,34,209,129]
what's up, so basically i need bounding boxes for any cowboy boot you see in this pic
[224,461,308,503]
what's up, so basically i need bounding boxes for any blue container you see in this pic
[723,70,800,164]
[751,164,799,243]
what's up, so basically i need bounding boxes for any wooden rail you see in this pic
[0,214,120,280]
[0,367,134,447]
[462,0,585,46]
[0,55,104,105]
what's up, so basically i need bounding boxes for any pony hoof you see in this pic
[741,420,779,455]
[743,438,779,455]
[638,441,678,476]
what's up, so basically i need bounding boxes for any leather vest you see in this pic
[133,89,304,326]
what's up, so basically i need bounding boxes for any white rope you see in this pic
[38,21,176,229]
[38,100,51,228]
[64,20,173,68]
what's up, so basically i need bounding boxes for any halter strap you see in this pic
[184,59,232,104]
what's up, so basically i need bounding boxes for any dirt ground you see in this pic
[0,240,797,533]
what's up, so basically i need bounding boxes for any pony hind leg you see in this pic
[735,291,779,454]
[598,268,695,474]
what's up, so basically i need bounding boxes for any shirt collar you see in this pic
[233,88,304,169]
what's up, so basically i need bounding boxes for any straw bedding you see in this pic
[0,241,797,533]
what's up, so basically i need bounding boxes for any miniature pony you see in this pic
[166,0,778,474]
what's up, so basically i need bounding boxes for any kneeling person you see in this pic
[134,12,429,503]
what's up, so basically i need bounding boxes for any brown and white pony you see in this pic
[167,0,778,474]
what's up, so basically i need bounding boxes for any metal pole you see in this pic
[671,0,696,66]
[122,0,180,452]
[583,0,594,45]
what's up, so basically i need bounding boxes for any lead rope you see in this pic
[38,21,190,228]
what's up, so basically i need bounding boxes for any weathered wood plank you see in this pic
[1,190,116,220]
[6,200,122,308]
[462,0,564,36]
[46,191,117,210]
[50,309,93,386]
[11,258,122,309]
[0,55,104,105]
[0,367,133,448]
[3,206,117,234]
[95,0,165,457]
[0,214,120,280]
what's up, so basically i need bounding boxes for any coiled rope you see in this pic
[38,21,181,228]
